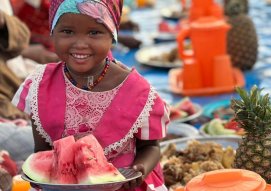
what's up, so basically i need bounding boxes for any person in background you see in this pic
[0,7,30,119]
[11,0,141,50]
[12,0,170,190]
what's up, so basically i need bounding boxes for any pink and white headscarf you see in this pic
[49,0,123,42]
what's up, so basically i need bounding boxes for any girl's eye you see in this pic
[89,31,102,35]
[61,29,73,34]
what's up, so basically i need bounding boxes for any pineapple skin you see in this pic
[232,86,271,183]
[234,133,271,183]
[227,14,258,71]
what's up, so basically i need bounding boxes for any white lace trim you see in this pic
[104,87,157,155]
[29,65,53,145]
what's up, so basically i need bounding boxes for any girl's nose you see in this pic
[73,37,89,49]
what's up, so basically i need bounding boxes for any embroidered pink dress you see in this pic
[12,62,170,191]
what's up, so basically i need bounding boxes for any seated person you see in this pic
[11,0,142,49]
[0,9,30,119]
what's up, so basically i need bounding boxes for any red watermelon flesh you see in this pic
[22,150,53,183]
[74,134,125,184]
[175,97,196,115]
[51,136,77,184]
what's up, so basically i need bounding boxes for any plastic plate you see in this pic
[135,43,182,68]
[161,122,199,142]
[22,168,142,191]
[171,103,203,123]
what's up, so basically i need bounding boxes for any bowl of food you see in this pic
[160,136,241,189]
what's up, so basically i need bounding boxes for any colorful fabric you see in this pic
[11,0,53,50]
[49,0,123,42]
[12,62,170,190]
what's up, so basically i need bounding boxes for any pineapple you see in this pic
[231,86,271,183]
[224,0,258,71]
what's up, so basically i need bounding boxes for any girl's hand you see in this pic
[122,164,145,190]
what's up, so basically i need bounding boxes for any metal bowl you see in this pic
[22,168,142,191]
[160,136,241,150]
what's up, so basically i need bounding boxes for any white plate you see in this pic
[160,6,187,21]
[135,43,182,68]
[171,103,203,123]
[199,123,242,137]
[22,168,142,191]
[160,136,241,150]
[168,122,199,137]
[161,122,199,142]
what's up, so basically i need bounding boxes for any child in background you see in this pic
[12,0,170,190]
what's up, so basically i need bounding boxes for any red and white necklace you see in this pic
[64,58,110,91]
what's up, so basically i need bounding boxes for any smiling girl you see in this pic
[12,0,170,190]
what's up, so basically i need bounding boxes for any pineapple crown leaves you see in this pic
[231,85,271,133]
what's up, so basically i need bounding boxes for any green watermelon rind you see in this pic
[22,153,51,183]
[79,172,125,184]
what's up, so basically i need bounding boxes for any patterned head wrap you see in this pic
[49,0,123,42]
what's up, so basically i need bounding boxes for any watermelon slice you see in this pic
[51,136,77,184]
[22,135,125,185]
[175,97,196,115]
[22,150,53,183]
[74,134,125,184]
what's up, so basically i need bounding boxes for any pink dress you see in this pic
[12,62,170,191]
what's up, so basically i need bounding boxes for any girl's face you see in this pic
[52,13,113,74]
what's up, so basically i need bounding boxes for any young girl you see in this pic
[12,0,170,190]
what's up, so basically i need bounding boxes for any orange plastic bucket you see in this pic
[184,169,267,191]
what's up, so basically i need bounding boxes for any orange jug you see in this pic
[181,0,224,21]
[177,16,231,87]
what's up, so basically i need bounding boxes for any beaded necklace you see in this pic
[64,58,110,91]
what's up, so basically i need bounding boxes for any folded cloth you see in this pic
[0,123,34,161]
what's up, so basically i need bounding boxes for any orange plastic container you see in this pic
[181,0,224,21]
[184,169,269,191]
[177,17,231,87]
[12,174,31,191]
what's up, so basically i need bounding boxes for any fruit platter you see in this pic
[21,135,142,191]
[199,118,245,137]
[169,97,203,123]
[160,136,241,189]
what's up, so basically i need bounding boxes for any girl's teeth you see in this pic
[72,54,89,59]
